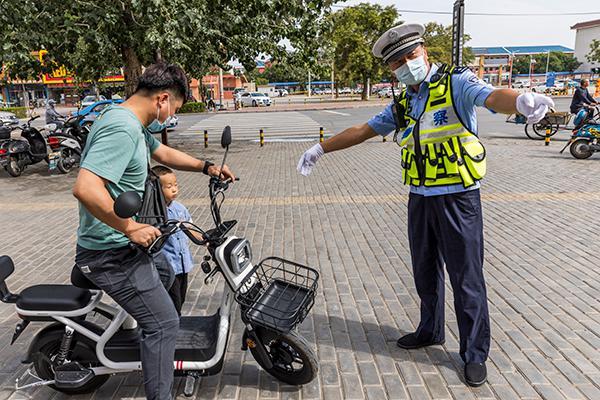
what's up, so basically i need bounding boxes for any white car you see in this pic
[0,111,19,126]
[514,80,530,89]
[378,88,393,98]
[239,92,271,107]
[81,95,107,107]
[276,89,288,97]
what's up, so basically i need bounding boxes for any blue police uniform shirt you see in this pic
[161,200,195,275]
[368,64,494,196]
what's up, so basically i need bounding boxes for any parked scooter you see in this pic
[0,126,319,396]
[0,123,14,167]
[46,115,90,174]
[1,116,51,177]
[560,106,600,159]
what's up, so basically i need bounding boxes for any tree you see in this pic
[0,0,335,96]
[587,39,600,65]
[511,52,581,75]
[422,22,474,65]
[326,3,399,100]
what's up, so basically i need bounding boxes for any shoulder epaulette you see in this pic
[452,66,470,74]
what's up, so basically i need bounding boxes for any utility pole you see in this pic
[218,67,224,110]
[451,0,465,66]
[545,51,550,77]
[331,63,335,100]
[308,71,311,98]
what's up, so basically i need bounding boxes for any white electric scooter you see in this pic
[0,126,319,396]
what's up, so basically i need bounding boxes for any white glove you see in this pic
[516,92,555,124]
[297,143,324,176]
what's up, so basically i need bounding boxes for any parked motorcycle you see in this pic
[0,116,50,177]
[0,126,320,395]
[561,106,600,159]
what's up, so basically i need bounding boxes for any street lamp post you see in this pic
[529,56,536,91]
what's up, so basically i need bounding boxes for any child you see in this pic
[152,165,198,315]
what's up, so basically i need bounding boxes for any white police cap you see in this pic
[372,23,425,63]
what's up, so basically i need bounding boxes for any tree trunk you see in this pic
[362,76,368,101]
[122,46,143,98]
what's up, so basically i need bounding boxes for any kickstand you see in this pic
[15,367,55,391]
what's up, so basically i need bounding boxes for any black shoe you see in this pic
[396,333,445,349]
[465,362,487,387]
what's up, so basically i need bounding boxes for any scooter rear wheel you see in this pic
[33,338,108,394]
[57,148,76,174]
[247,327,318,385]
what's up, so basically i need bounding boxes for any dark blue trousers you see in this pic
[407,189,490,363]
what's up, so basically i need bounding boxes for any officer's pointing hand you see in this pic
[516,92,555,124]
[297,143,324,176]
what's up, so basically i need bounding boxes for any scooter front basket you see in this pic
[235,257,319,334]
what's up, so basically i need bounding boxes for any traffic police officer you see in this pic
[297,23,554,386]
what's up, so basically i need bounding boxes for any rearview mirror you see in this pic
[221,126,231,148]
[114,191,142,218]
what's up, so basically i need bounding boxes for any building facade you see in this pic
[571,19,600,73]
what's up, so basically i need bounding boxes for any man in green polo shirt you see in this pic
[73,63,235,400]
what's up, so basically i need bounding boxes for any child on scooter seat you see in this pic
[152,165,201,315]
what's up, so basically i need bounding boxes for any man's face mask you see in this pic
[393,55,428,86]
[147,97,175,133]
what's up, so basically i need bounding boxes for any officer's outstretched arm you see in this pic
[484,89,519,115]
[321,123,378,153]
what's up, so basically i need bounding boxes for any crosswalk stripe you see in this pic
[178,111,326,140]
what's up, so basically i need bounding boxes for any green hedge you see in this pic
[178,102,206,113]
[0,107,27,118]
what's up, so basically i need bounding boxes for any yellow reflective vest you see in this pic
[395,65,487,188]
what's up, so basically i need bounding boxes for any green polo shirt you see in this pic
[77,105,161,250]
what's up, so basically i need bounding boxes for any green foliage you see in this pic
[178,102,206,114]
[0,0,335,95]
[422,22,474,65]
[587,40,600,64]
[511,52,582,74]
[246,60,330,85]
[254,77,269,86]
[0,107,27,118]
[326,3,399,99]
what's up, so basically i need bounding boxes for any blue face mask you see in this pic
[394,55,428,86]
[147,100,174,133]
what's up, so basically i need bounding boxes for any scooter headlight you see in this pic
[228,239,252,274]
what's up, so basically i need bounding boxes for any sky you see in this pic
[339,0,599,49]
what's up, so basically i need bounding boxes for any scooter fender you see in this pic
[58,137,82,152]
[22,321,100,364]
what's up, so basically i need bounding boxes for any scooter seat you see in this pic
[70,265,100,290]
[17,285,92,312]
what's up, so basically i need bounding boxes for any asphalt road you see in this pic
[174,98,574,142]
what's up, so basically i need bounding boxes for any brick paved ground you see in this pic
[0,132,599,400]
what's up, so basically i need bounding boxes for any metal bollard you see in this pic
[260,129,264,147]
[544,127,551,146]
[319,127,324,143]
[204,130,208,148]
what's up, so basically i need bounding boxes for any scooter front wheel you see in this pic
[247,327,318,385]
[570,138,594,159]
[5,156,22,177]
